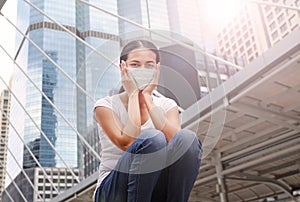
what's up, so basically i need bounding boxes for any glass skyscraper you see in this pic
[83,0,120,128]
[117,0,170,42]
[23,0,80,169]
[0,88,11,201]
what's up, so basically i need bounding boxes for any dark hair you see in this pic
[120,39,160,63]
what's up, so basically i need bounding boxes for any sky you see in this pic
[0,0,17,93]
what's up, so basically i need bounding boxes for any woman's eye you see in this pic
[146,63,155,69]
[129,63,139,67]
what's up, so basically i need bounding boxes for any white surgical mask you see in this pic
[127,67,156,90]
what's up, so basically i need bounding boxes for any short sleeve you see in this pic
[160,97,178,112]
[94,96,113,111]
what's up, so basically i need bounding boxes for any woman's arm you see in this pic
[95,92,141,151]
[94,61,141,151]
[143,94,181,142]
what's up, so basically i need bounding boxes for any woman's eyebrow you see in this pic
[128,60,140,63]
[127,59,156,63]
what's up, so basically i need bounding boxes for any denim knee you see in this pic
[131,129,167,154]
[173,129,201,147]
[126,129,168,173]
[167,129,202,164]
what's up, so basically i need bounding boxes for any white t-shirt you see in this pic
[93,94,178,189]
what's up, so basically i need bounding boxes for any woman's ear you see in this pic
[119,60,125,70]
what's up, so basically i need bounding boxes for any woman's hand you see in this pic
[120,60,139,96]
[142,62,160,96]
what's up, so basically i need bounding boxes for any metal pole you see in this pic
[3,189,15,202]
[212,152,228,202]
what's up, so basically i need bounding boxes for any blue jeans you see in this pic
[94,129,202,202]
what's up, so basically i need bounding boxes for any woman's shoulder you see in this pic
[153,95,178,111]
[94,93,124,110]
[153,94,175,102]
[94,95,115,109]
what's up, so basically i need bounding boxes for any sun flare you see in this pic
[204,0,244,24]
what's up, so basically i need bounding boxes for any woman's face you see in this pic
[123,48,158,90]
[126,48,157,69]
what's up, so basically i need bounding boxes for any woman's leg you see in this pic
[96,129,167,202]
[167,129,202,202]
[152,129,202,202]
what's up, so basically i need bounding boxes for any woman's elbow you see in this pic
[119,144,130,151]
[115,136,136,151]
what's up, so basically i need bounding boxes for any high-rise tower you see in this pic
[0,88,11,202]
[217,0,300,64]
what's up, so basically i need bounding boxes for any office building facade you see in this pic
[167,0,204,46]
[83,0,120,129]
[2,167,79,202]
[217,0,300,64]
[259,0,300,46]
[0,89,11,201]
[117,0,170,41]
[22,0,82,169]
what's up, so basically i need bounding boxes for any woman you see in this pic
[94,39,202,202]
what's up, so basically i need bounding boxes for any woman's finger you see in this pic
[120,60,126,76]
[153,62,160,84]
